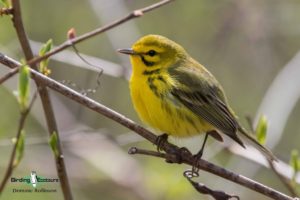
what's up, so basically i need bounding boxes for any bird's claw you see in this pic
[155,133,169,152]
[165,147,193,164]
[192,151,204,175]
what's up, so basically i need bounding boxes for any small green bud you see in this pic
[49,131,59,158]
[255,115,268,144]
[18,65,30,112]
[13,130,25,167]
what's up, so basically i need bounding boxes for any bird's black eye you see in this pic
[147,50,156,57]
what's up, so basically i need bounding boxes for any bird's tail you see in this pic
[238,127,277,162]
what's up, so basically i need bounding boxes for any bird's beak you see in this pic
[117,48,137,55]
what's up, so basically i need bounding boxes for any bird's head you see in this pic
[118,35,187,74]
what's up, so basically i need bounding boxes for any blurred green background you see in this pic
[0,0,300,199]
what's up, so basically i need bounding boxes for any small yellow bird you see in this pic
[118,34,276,161]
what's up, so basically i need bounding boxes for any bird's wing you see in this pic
[168,64,243,145]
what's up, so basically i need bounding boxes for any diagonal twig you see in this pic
[269,160,299,197]
[246,115,299,197]
[26,0,174,67]
[0,53,295,200]
[129,147,240,200]
[184,170,240,200]
[0,68,19,84]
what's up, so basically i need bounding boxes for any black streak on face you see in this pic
[141,55,155,67]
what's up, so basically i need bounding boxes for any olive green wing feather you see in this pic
[168,64,245,147]
[168,63,277,161]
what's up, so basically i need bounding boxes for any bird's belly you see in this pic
[130,78,213,137]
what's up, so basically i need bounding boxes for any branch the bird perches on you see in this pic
[0,53,295,200]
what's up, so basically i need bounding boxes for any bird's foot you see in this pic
[155,133,169,152]
[191,132,210,174]
[192,149,204,175]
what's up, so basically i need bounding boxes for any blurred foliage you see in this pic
[0,0,300,199]
[48,131,59,158]
[0,0,11,8]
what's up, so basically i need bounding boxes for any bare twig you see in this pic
[269,160,299,197]
[129,147,240,200]
[0,53,295,200]
[11,0,72,199]
[0,91,38,193]
[0,68,19,84]
[246,116,299,197]
[26,0,174,67]
[68,44,103,96]
[29,40,124,78]
[128,147,167,159]
[184,170,240,200]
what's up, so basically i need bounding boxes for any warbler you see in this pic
[118,34,276,161]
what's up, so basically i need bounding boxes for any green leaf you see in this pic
[290,150,300,173]
[0,0,11,8]
[49,131,59,158]
[290,150,300,185]
[255,115,268,144]
[13,130,25,167]
[39,39,53,56]
[38,39,53,75]
[18,65,30,112]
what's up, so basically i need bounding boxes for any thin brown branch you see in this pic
[10,0,72,199]
[0,91,38,193]
[128,147,167,159]
[130,147,241,200]
[184,170,240,200]
[246,116,299,197]
[269,159,299,197]
[0,68,19,84]
[0,53,295,200]
[26,0,174,67]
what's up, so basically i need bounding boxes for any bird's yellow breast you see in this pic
[129,71,213,137]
